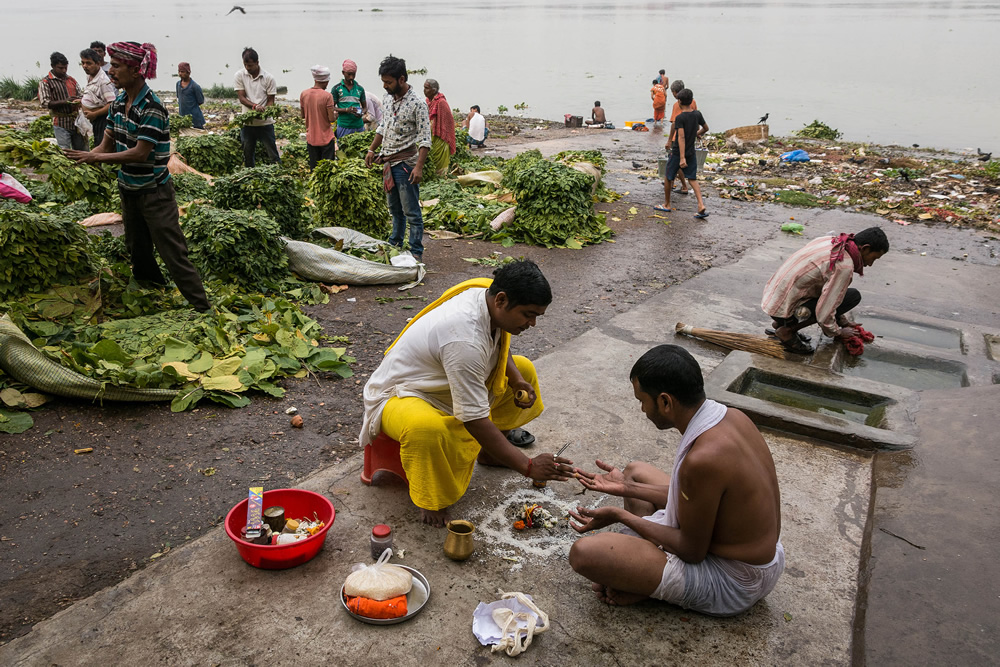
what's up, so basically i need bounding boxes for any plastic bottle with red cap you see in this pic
[370,524,393,560]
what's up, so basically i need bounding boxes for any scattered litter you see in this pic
[74,447,93,454]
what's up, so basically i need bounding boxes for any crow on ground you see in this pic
[757,113,769,124]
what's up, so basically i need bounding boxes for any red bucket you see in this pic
[224,488,336,570]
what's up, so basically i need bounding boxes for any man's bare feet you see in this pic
[420,507,451,527]
[591,582,648,606]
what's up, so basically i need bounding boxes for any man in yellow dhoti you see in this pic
[360,260,573,526]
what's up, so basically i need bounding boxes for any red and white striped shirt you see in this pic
[761,236,855,337]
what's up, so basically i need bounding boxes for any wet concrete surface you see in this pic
[2,126,999,663]
[863,386,1000,665]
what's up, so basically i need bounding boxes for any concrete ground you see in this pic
[3,134,998,665]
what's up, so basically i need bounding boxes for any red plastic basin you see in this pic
[224,488,335,570]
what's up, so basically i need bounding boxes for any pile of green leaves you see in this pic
[795,120,842,141]
[183,203,289,289]
[553,149,621,202]
[213,164,309,238]
[338,130,376,159]
[0,136,117,208]
[88,230,130,265]
[503,159,612,248]
[309,157,390,238]
[4,285,352,413]
[553,149,607,172]
[176,134,243,176]
[280,139,309,176]
[419,179,508,235]
[171,172,214,203]
[0,207,93,298]
[231,106,284,127]
[28,116,55,140]
[169,114,193,136]
[274,116,306,141]
[500,149,544,188]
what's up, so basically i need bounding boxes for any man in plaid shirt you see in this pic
[38,52,87,150]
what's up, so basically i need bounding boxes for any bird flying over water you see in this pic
[757,113,769,124]
[227,5,246,15]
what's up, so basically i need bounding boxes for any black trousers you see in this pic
[91,116,108,149]
[240,124,281,167]
[120,181,211,312]
[772,288,861,327]
[307,139,337,170]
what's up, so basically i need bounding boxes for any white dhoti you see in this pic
[639,399,785,616]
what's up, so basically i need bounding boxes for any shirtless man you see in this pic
[586,101,606,126]
[568,345,784,616]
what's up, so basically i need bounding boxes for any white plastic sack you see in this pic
[457,170,503,187]
[312,226,388,252]
[490,206,516,231]
[75,110,93,138]
[344,549,413,600]
[284,238,425,291]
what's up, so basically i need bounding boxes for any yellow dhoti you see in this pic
[380,355,543,511]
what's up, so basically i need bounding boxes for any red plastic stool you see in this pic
[362,432,409,486]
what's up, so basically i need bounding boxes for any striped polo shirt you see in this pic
[108,84,171,192]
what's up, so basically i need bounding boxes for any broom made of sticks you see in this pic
[675,322,791,360]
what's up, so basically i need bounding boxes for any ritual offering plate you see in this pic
[340,566,431,625]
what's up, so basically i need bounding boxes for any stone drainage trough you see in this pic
[702,310,1000,451]
[706,350,919,451]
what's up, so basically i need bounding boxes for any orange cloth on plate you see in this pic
[345,594,408,619]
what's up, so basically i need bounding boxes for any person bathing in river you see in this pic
[360,260,572,526]
[761,226,889,355]
[568,345,784,615]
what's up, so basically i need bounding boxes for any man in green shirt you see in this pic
[332,58,367,139]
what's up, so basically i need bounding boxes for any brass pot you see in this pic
[443,520,476,561]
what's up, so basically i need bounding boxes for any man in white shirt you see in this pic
[361,260,573,526]
[79,47,116,147]
[234,46,280,167]
[463,105,488,148]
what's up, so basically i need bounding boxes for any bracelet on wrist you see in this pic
[525,457,533,478]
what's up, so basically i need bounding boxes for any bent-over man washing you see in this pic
[360,260,572,526]
[568,345,784,616]
[762,226,889,355]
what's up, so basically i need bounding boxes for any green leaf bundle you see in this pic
[338,130,376,159]
[213,164,310,238]
[0,208,93,298]
[171,172,214,203]
[176,134,243,176]
[183,203,289,289]
[504,159,612,248]
[231,106,284,127]
[500,149,543,188]
[308,157,390,239]
[0,137,116,208]
[169,114,193,136]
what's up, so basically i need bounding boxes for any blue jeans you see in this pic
[54,125,88,151]
[386,162,424,256]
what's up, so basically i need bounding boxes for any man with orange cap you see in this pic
[332,58,368,139]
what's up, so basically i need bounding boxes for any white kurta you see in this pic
[360,288,502,447]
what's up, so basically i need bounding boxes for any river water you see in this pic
[6,1,999,150]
